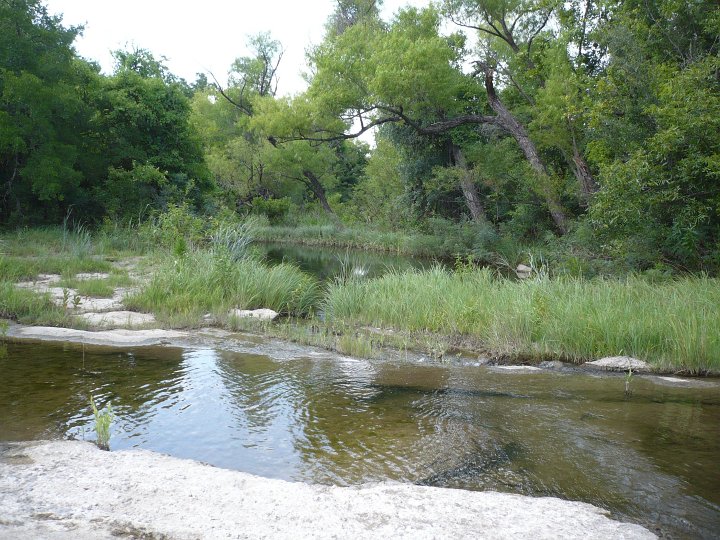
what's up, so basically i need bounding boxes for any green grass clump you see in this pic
[324,267,720,373]
[73,279,115,298]
[336,333,374,358]
[57,273,132,298]
[90,396,114,451]
[0,281,76,325]
[0,255,111,282]
[127,250,320,325]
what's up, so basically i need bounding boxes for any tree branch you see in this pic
[526,8,554,55]
[419,114,499,134]
[208,71,252,115]
[277,112,402,143]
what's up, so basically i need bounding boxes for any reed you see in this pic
[127,250,321,325]
[324,267,720,372]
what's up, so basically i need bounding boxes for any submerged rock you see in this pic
[0,441,655,539]
[584,356,651,371]
[229,308,279,321]
[538,360,567,370]
[492,365,543,372]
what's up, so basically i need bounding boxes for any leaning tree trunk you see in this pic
[268,135,340,225]
[302,171,341,225]
[571,134,598,204]
[484,68,569,234]
[451,144,488,224]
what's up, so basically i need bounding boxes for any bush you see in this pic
[250,197,291,224]
[140,204,207,249]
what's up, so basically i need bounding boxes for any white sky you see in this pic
[43,0,430,96]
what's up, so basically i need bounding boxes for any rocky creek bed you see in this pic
[1,330,719,538]
[0,440,655,539]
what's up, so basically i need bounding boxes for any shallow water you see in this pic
[1,341,719,538]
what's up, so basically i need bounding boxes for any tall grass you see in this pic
[324,266,720,373]
[0,282,77,325]
[211,219,257,261]
[127,250,321,325]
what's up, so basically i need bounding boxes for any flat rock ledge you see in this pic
[79,310,156,328]
[0,441,654,540]
[583,356,651,372]
[6,326,185,347]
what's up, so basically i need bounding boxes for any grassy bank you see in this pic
[323,267,720,373]
[0,227,117,325]
[126,250,320,327]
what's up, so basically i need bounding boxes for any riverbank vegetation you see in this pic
[2,224,719,373]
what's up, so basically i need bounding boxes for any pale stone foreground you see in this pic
[6,325,186,347]
[0,441,654,540]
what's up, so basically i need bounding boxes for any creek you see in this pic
[254,242,447,281]
[1,340,718,538]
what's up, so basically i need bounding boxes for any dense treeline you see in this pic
[2,0,718,274]
[0,0,211,224]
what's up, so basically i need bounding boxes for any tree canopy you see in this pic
[3,0,718,273]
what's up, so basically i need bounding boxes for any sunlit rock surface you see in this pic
[0,441,655,539]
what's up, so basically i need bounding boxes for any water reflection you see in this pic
[255,242,444,281]
[1,341,719,538]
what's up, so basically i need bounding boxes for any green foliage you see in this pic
[141,204,207,249]
[97,65,212,217]
[345,137,412,229]
[0,0,96,223]
[250,197,291,224]
[102,164,168,220]
[0,2,213,225]
[4,0,718,274]
[587,0,720,271]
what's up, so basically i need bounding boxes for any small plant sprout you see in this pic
[62,288,70,309]
[625,367,633,396]
[90,395,114,451]
[72,294,82,310]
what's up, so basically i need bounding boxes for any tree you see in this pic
[210,33,345,221]
[326,0,381,36]
[94,48,212,218]
[279,4,580,232]
[0,0,100,223]
[587,0,720,269]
